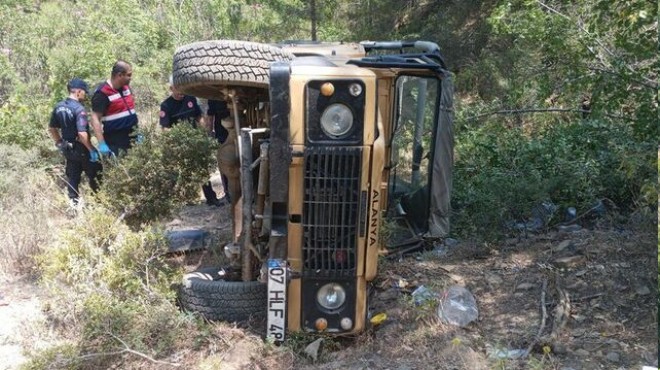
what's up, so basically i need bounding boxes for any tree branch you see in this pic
[461,107,632,122]
[108,332,181,367]
[536,0,657,88]
[587,67,658,90]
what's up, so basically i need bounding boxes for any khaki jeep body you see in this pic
[173,40,453,339]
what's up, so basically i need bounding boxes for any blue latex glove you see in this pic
[89,150,99,163]
[98,141,112,156]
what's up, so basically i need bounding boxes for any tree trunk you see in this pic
[310,0,317,41]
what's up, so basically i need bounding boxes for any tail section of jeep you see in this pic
[174,40,453,340]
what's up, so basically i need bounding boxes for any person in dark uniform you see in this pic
[206,99,231,203]
[48,78,101,206]
[90,60,138,156]
[159,80,224,207]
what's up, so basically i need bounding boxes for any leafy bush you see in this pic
[35,205,202,368]
[452,117,656,239]
[97,124,217,228]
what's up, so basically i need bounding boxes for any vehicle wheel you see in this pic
[178,267,266,321]
[172,40,294,99]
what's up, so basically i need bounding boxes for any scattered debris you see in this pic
[304,338,324,361]
[437,285,478,327]
[485,273,503,285]
[411,285,438,306]
[487,348,527,359]
[553,255,585,269]
[558,224,583,233]
[370,312,387,326]
[575,349,590,357]
[564,206,577,222]
[605,351,621,363]
[166,229,209,253]
[515,282,535,291]
[635,285,651,296]
[553,240,574,253]
[432,238,459,257]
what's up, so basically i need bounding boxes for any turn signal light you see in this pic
[320,82,335,96]
[315,318,328,331]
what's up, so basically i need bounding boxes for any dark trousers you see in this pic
[104,128,135,156]
[202,181,217,202]
[220,173,230,201]
[202,176,231,203]
[64,144,102,201]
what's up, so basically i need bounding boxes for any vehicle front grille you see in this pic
[302,147,362,277]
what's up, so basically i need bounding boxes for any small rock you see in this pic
[575,349,590,357]
[304,338,324,361]
[553,255,585,269]
[636,285,651,296]
[553,240,573,252]
[505,238,519,246]
[516,283,535,290]
[444,238,459,247]
[513,292,524,298]
[167,218,183,226]
[486,273,503,285]
[606,351,621,363]
[553,343,568,354]
[448,274,465,286]
[566,280,586,290]
[571,314,586,323]
[572,328,586,337]
[378,288,399,302]
[558,224,582,232]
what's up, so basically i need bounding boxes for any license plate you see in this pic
[266,259,287,342]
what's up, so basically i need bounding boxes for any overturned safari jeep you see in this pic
[172,40,453,341]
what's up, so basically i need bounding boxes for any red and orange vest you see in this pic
[96,81,138,132]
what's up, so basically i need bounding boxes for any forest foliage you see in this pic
[0,1,656,368]
[0,0,655,238]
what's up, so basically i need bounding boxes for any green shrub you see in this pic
[97,124,217,229]
[0,145,62,274]
[37,205,202,368]
[40,206,178,298]
[452,117,656,239]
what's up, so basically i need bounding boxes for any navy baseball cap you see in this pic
[67,78,89,94]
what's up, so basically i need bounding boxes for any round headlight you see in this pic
[316,283,346,310]
[320,104,353,138]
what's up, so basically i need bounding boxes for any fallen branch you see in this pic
[550,274,571,341]
[524,277,548,357]
[545,292,604,306]
[64,346,179,368]
[106,332,181,367]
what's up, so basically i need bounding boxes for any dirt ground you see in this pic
[1,190,657,369]
[168,200,659,370]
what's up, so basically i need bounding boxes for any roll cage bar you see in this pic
[348,40,448,72]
